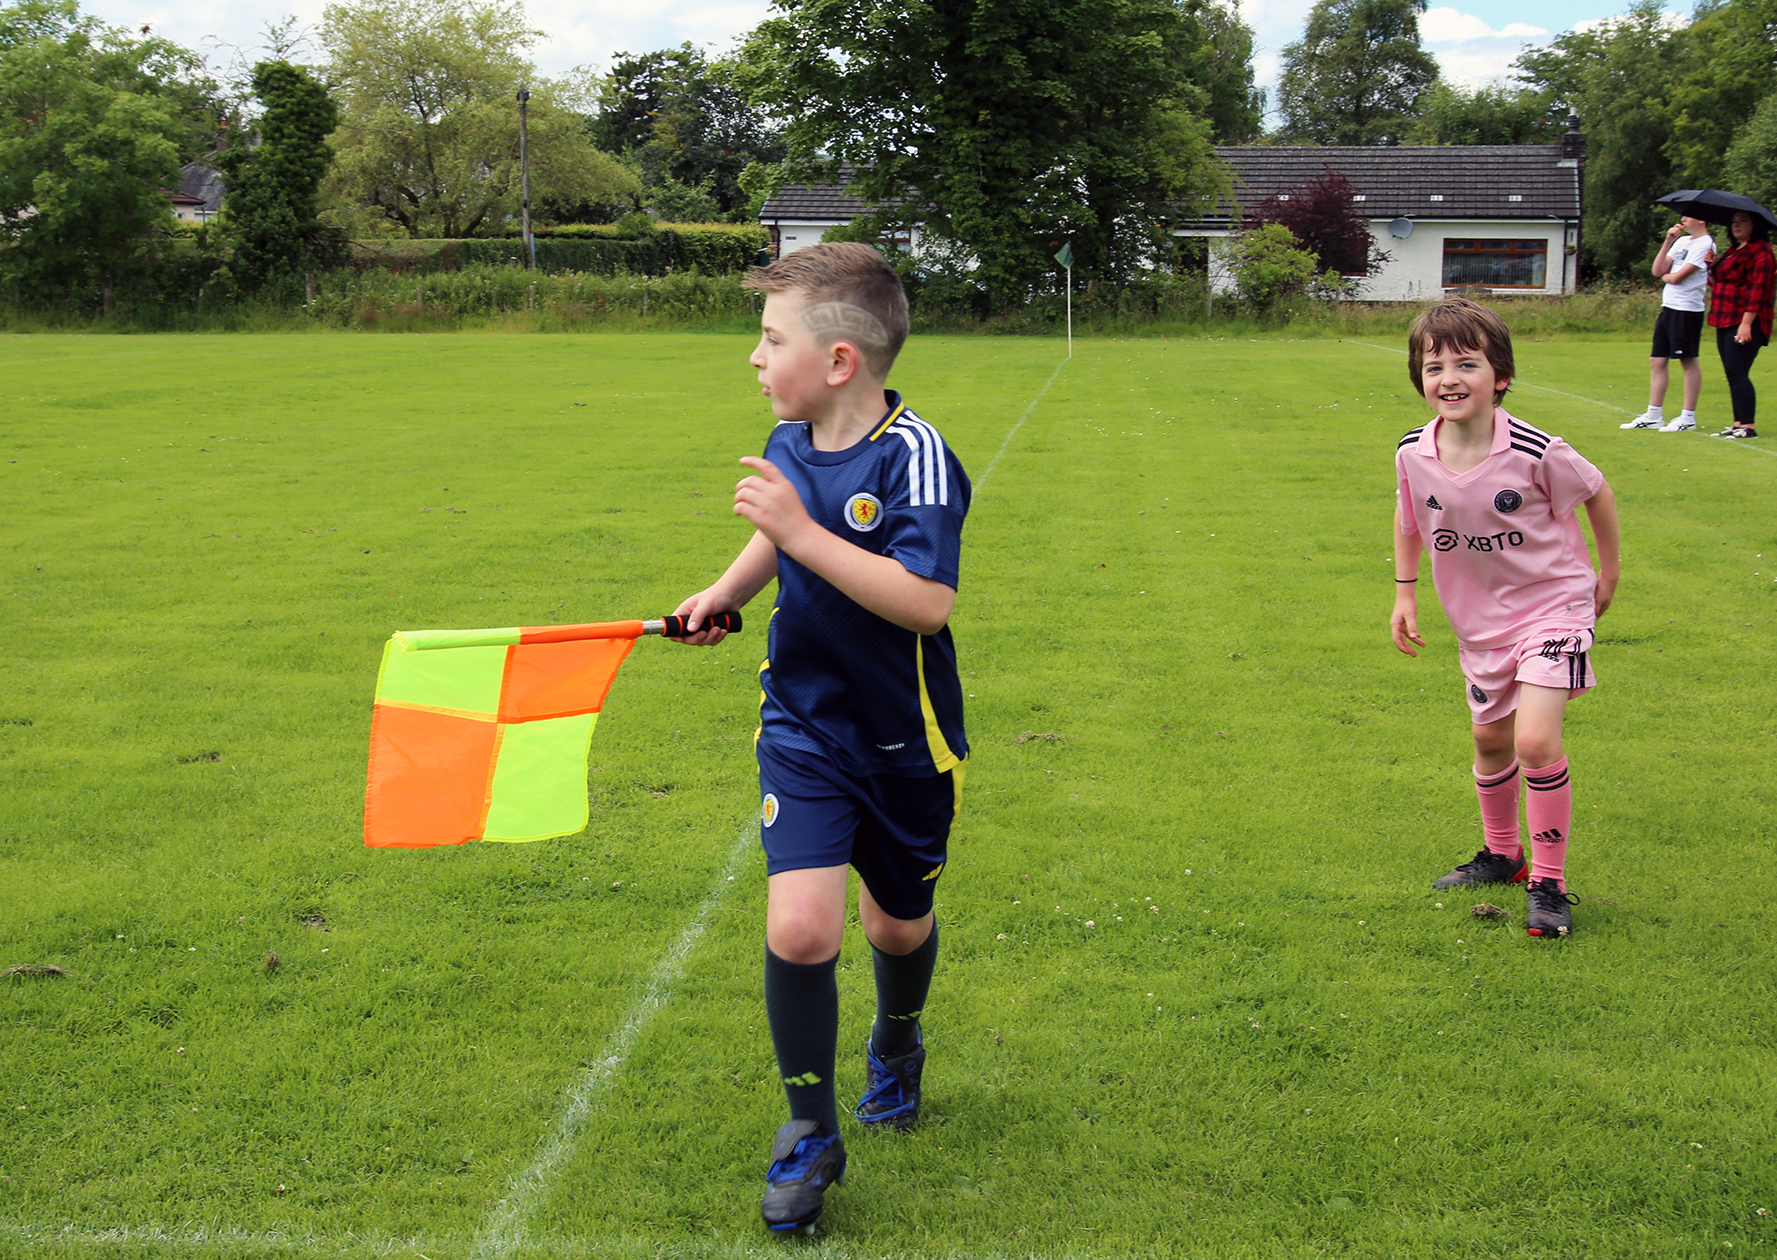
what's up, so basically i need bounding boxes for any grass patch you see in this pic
[1,331,1772,1258]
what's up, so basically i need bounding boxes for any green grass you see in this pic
[2,331,1773,1259]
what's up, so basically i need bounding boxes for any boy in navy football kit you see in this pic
[671,243,969,1231]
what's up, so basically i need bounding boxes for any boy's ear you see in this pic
[826,338,864,387]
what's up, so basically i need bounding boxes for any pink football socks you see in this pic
[1474,760,1523,860]
[1524,757,1572,891]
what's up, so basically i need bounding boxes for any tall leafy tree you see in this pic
[738,0,1236,306]
[1406,81,1562,145]
[1275,0,1438,145]
[318,0,638,238]
[1724,89,1777,208]
[0,0,221,302]
[1514,2,1686,278]
[591,43,784,221]
[218,61,342,288]
[1662,0,1777,189]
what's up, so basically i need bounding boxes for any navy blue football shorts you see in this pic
[756,739,964,921]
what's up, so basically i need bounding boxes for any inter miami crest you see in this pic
[1494,489,1523,513]
[846,493,883,531]
[1470,684,1489,704]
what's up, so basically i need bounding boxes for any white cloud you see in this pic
[1421,8,1546,41]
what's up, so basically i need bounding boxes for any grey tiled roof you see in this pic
[756,146,1582,227]
[179,164,226,213]
[1212,146,1580,222]
[759,167,911,221]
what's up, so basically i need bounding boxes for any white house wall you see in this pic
[1198,219,1579,302]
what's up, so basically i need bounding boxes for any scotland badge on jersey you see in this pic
[846,493,883,531]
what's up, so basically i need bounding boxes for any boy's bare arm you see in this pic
[1583,480,1621,618]
[734,456,956,636]
[669,529,779,645]
[1390,504,1426,657]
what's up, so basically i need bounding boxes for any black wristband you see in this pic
[1394,578,1417,583]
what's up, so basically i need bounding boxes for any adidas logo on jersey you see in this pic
[1426,495,1443,510]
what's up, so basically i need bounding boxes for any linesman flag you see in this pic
[364,613,741,848]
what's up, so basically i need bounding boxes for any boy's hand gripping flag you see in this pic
[364,613,741,848]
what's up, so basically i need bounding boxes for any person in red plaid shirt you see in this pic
[1707,210,1776,439]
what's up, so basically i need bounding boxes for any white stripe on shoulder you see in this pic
[901,415,949,505]
[894,419,938,506]
[889,424,922,505]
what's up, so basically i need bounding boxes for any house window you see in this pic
[1428,194,1444,202]
[1443,238,1548,288]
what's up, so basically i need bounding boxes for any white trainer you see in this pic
[1659,415,1696,431]
[1620,411,1663,429]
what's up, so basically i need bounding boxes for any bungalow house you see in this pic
[759,127,1586,301]
[1194,127,1586,300]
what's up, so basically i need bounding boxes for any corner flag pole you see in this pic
[1054,242,1074,359]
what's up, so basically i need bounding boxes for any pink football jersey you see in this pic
[1396,407,1605,649]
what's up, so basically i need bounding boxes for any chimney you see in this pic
[1561,116,1586,167]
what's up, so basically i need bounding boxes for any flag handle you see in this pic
[397,611,743,652]
[651,612,742,638]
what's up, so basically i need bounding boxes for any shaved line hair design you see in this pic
[745,241,910,377]
[1407,296,1516,398]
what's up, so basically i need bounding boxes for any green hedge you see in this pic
[475,223,768,275]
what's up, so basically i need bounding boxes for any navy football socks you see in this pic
[763,945,841,1136]
[869,920,938,1057]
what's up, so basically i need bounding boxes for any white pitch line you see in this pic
[977,356,1069,489]
[470,822,757,1259]
[1341,338,1777,450]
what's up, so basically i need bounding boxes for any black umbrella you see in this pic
[1654,188,1777,232]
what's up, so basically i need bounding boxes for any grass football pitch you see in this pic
[2,329,1772,1259]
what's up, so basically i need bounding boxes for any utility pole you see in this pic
[517,86,535,270]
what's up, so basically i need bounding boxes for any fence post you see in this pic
[305,272,315,304]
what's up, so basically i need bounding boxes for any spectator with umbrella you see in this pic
[1657,190,1777,439]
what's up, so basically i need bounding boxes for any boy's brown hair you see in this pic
[1407,296,1515,397]
[744,242,910,379]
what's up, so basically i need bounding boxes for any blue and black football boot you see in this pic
[855,1038,925,1131]
[761,1119,845,1232]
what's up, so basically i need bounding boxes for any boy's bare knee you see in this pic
[767,921,842,965]
[1518,740,1564,770]
[865,914,933,956]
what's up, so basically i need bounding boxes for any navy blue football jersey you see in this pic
[757,391,970,778]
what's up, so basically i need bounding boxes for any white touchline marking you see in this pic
[470,823,757,1259]
[0,1222,426,1255]
[978,356,1069,490]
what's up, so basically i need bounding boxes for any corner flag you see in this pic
[364,613,740,848]
[1054,242,1074,269]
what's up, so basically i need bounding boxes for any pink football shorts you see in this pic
[1458,627,1596,724]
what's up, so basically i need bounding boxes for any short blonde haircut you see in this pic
[745,242,910,378]
[1407,297,1515,397]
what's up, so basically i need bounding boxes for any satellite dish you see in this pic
[1389,217,1414,239]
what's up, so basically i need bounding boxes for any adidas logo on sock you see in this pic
[1532,828,1565,845]
[782,1071,823,1087]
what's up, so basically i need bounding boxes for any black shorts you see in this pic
[1652,307,1705,359]
[757,740,963,920]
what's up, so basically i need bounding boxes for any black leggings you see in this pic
[1717,326,1766,428]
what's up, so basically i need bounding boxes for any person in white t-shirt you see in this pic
[1622,216,1714,431]
[1392,298,1621,939]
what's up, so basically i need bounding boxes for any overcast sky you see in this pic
[88,0,1680,110]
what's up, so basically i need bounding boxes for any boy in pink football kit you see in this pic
[1391,298,1621,937]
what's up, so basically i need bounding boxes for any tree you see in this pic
[1213,222,1323,312]
[318,0,638,238]
[1514,2,1686,278]
[217,61,341,288]
[590,44,784,222]
[737,0,1237,308]
[1662,0,1777,189]
[1406,81,1562,145]
[1249,167,1387,279]
[1724,89,1777,208]
[1275,0,1439,145]
[0,0,220,303]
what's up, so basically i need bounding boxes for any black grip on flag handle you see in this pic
[653,611,743,638]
